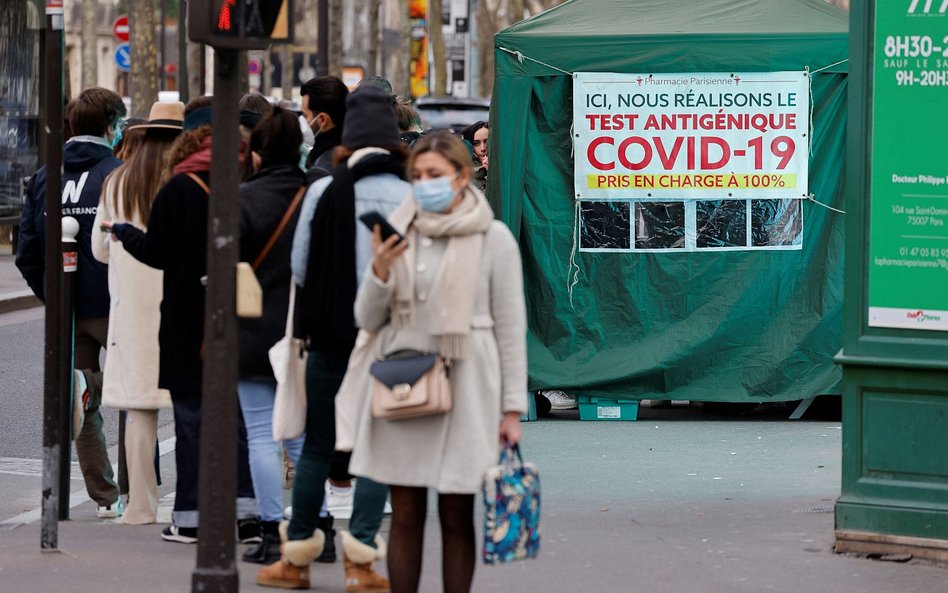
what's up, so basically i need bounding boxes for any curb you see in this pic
[0,290,42,315]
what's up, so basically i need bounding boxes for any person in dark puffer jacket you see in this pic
[236,107,308,565]
[16,87,125,518]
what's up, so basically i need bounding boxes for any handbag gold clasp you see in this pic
[393,384,411,401]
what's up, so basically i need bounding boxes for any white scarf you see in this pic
[389,185,494,360]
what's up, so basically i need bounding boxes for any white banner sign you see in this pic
[573,71,810,200]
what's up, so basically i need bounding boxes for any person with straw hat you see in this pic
[92,100,184,524]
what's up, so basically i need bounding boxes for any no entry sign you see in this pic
[112,15,129,42]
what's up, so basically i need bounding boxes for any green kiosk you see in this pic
[490,0,849,419]
[835,0,948,560]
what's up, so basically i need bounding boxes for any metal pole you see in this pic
[178,2,189,103]
[41,0,66,550]
[200,45,207,95]
[191,48,240,593]
[58,221,75,518]
[317,0,329,76]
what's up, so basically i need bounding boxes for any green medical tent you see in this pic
[489,0,849,403]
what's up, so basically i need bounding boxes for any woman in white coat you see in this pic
[351,131,528,593]
[92,101,183,524]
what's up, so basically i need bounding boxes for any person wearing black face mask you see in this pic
[300,76,349,183]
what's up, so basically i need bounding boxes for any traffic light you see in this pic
[189,0,292,50]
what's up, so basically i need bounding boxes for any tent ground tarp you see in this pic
[490,0,848,402]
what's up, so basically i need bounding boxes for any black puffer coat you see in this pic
[237,164,307,380]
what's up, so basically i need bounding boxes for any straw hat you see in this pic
[129,101,185,131]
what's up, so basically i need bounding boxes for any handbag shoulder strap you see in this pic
[185,172,210,195]
[253,185,307,271]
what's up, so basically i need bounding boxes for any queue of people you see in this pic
[17,77,522,593]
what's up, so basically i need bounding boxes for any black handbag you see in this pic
[369,350,452,419]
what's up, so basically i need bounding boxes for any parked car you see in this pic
[413,96,489,134]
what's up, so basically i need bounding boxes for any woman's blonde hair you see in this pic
[406,131,472,180]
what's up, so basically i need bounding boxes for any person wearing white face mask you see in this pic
[299,75,349,182]
[338,131,528,593]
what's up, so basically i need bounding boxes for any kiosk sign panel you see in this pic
[572,71,809,253]
[868,2,948,331]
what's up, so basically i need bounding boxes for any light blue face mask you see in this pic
[110,120,125,149]
[413,175,457,213]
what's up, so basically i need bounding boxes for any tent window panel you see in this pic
[696,200,748,249]
[580,200,631,250]
[635,202,685,250]
[751,199,802,247]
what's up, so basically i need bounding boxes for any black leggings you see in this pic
[387,486,476,593]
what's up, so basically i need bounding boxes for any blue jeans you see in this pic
[170,390,257,528]
[238,379,305,522]
[287,351,387,545]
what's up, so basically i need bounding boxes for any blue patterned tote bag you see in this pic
[482,443,541,564]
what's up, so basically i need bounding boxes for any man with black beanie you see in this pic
[257,86,407,592]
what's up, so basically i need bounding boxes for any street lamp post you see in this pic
[191,48,241,593]
[40,0,68,552]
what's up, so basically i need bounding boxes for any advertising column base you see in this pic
[834,360,948,562]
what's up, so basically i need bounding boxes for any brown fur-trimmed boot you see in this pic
[341,531,390,593]
[256,521,325,590]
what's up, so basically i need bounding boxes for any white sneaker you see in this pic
[97,500,123,519]
[541,390,578,410]
[325,483,354,520]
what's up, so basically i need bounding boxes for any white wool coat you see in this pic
[92,180,171,410]
[342,220,528,494]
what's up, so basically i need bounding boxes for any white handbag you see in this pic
[270,281,308,441]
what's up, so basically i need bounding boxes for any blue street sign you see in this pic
[114,43,130,72]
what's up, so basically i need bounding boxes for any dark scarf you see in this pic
[298,152,406,353]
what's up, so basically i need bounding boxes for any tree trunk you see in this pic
[367,0,381,77]
[393,0,411,95]
[508,0,524,25]
[261,50,271,95]
[187,42,204,100]
[129,0,158,117]
[329,0,344,76]
[238,52,249,94]
[80,0,97,88]
[429,0,447,95]
[477,0,497,97]
[281,44,293,99]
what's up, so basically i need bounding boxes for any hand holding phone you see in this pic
[359,211,404,244]
[361,211,409,282]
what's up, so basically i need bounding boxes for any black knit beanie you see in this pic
[340,86,401,149]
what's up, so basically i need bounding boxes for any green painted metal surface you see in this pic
[837,0,948,543]
[489,0,850,403]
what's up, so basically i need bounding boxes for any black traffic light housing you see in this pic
[189,0,293,50]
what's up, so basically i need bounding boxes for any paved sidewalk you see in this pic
[0,247,40,314]
[0,407,945,593]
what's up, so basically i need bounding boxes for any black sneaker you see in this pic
[237,518,262,544]
[161,525,198,544]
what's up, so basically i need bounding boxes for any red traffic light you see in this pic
[217,0,236,31]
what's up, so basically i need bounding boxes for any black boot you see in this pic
[242,520,281,564]
[315,515,336,563]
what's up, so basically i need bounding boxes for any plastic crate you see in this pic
[577,396,639,421]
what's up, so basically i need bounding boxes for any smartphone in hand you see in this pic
[359,211,405,244]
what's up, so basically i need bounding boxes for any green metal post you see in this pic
[835,0,948,562]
